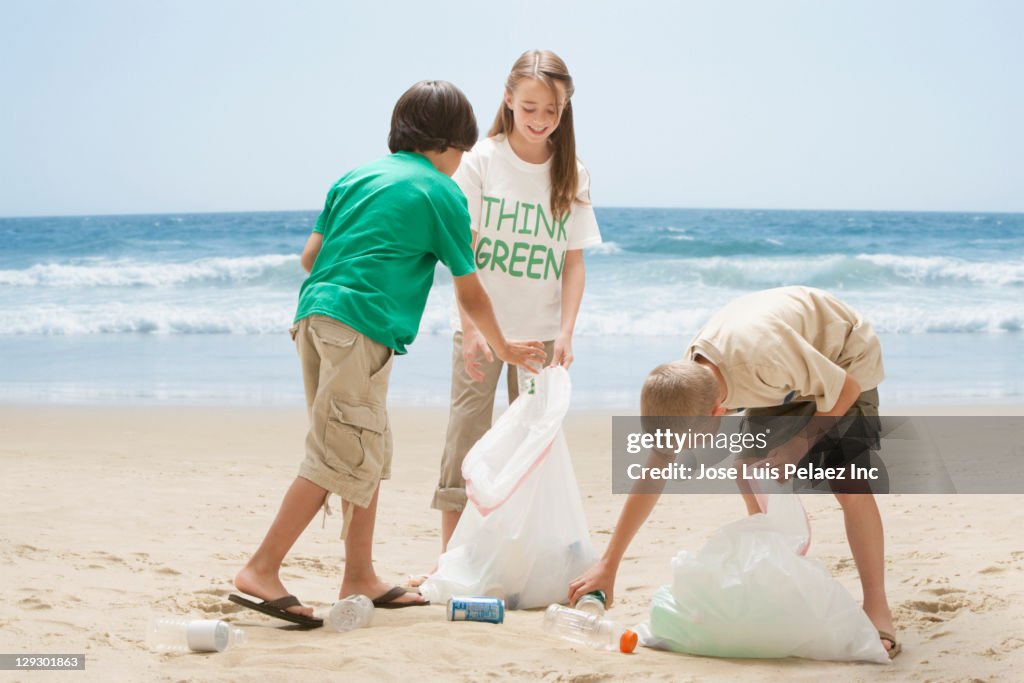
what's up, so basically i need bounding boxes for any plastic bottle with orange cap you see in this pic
[542,603,638,654]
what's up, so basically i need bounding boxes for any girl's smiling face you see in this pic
[504,77,567,146]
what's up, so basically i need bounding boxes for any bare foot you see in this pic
[235,564,315,618]
[406,566,437,588]
[342,577,429,606]
[864,602,896,653]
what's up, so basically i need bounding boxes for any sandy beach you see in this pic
[1,404,1022,682]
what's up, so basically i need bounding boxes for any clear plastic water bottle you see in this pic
[147,617,246,653]
[327,594,374,632]
[574,590,607,616]
[542,604,637,653]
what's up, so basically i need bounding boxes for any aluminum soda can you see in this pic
[446,596,505,624]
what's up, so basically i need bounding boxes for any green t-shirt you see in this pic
[295,152,475,354]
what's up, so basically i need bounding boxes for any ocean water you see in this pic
[1,208,1021,407]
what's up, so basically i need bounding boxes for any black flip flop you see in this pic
[371,586,430,609]
[228,593,324,629]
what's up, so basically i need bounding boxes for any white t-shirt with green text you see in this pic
[452,135,602,340]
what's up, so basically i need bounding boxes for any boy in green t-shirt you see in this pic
[230,81,546,624]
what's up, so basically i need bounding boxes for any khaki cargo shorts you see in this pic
[292,315,394,515]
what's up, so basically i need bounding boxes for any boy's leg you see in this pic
[744,388,895,649]
[236,315,395,612]
[234,476,327,617]
[834,491,894,650]
[235,318,331,617]
[833,388,894,650]
[340,484,426,604]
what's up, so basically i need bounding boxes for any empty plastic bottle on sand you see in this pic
[147,617,246,653]
[328,595,374,632]
[543,604,637,653]
[574,590,607,616]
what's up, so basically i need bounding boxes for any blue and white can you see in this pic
[446,596,505,624]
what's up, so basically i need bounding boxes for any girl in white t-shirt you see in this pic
[414,50,602,583]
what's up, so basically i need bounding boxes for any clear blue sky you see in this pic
[1,0,1021,216]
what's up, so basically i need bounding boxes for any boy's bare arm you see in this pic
[568,450,672,607]
[455,232,495,382]
[762,371,862,473]
[456,232,481,335]
[568,492,662,607]
[300,232,323,273]
[817,371,862,417]
[453,272,546,372]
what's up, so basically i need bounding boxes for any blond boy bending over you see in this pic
[569,286,900,658]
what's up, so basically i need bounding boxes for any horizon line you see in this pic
[3,205,1023,221]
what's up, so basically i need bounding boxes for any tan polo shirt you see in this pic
[687,287,884,412]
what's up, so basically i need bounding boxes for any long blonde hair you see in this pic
[489,50,579,221]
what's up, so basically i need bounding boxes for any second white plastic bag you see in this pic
[420,367,595,609]
[636,494,890,663]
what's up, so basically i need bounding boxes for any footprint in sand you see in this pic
[830,557,855,573]
[154,566,181,576]
[19,597,52,610]
[901,587,1007,626]
[907,598,966,615]
[982,636,1024,660]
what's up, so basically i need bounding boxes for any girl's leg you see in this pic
[426,332,503,563]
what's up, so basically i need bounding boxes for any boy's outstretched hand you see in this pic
[495,339,546,374]
[454,272,545,375]
[461,330,494,382]
[568,558,618,608]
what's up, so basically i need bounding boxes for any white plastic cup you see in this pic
[147,617,246,653]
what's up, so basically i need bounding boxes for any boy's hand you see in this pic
[760,436,810,481]
[495,340,546,374]
[461,330,493,382]
[551,332,574,368]
[568,558,618,608]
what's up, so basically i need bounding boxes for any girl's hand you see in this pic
[552,332,574,368]
[461,330,493,382]
[568,558,617,607]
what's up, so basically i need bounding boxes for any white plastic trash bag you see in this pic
[637,495,890,663]
[420,367,596,609]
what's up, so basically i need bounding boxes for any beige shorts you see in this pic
[432,331,554,512]
[292,315,394,510]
